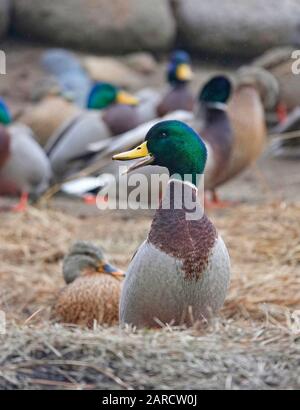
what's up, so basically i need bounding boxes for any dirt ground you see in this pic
[0,41,299,390]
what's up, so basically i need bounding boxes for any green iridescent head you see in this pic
[113,120,207,185]
[199,75,232,104]
[87,83,139,110]
[0,99,12,125]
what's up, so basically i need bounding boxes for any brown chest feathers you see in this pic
[157,86,195,117]
[103,104,140,136]
[0,126,10,169]
[148,181,217,281]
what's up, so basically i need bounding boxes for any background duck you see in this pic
[156,50,194,117]
[0,99,52,211]
[45,83,139,181]
[184,75,234,206]
[41,48,92,107]
[51,241,124,328]
[113,120,231,328]
[221,67,279,186]
[253,47,299,120]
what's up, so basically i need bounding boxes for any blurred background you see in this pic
[1,0,300,108]
[1,0,300,201]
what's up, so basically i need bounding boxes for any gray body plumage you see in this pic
[46,111,110,181]
[0,124,52,196]
[120,237,230,328]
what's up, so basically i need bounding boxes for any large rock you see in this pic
[176,0,300,58]
[13,0,175,53]
[0,0,10,39]
[82,56,144,90]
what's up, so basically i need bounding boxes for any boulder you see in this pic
[0,0,10,39]
[123,52,158,74]
[20,95,80,146]
[82,56,144,90]
[13,0,175,53]
[175,0,300,58]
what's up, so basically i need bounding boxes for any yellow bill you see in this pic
[112,141,154,173]
[116,90,139,106]
[176,63,193,81]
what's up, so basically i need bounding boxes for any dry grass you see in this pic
[0,201,299,389]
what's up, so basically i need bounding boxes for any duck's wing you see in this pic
[74,110,194,168]
[61,174,112,196]
[44,112,84,156]
[47,111,111,180]
[268,133,300,159]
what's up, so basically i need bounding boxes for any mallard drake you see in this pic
[156,50,194,117]
[186,75,233,205]
[113,120,231,328]
[45,83,139,181]
[0,99,52,211]
[51,241,124,328]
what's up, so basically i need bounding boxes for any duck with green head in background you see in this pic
[0,99,52,211]
[45,82,140,181]
[113,120,231,328]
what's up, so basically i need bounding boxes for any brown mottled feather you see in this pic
[157,85,194,117]
[52,273,122,328]
[149,181,217,281]
[0,125,10,169]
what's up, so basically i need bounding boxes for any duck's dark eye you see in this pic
[160,132,168,139]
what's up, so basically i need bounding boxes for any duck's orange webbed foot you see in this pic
[205,191,237,209]
[11,192,29,213]
[276,102,288,124]
[83,194,108,206]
